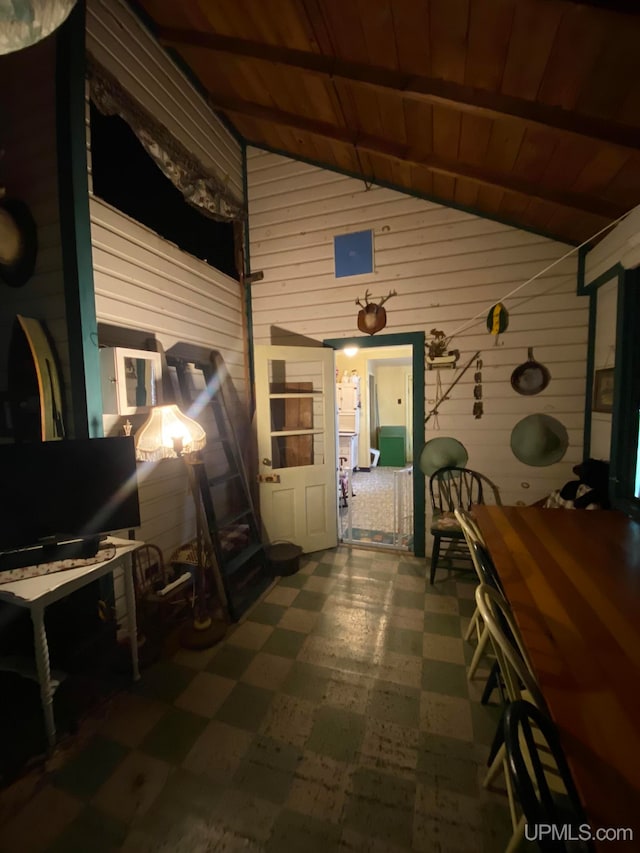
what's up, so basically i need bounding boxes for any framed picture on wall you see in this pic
[593,367,615,413]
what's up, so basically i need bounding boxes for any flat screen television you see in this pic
[0,437,141,555]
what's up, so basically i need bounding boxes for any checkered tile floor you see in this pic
[0,547,513,853]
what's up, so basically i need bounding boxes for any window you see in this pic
[89,102,238,280]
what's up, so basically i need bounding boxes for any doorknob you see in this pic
[262,458,272,466]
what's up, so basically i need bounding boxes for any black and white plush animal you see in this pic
[545,459,610,510]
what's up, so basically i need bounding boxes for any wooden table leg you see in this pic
[31,605,56,749]
[123,558,140,681]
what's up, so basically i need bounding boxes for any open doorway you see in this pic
[324,332,425,557]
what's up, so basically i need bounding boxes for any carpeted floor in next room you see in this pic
[0,547,513,853]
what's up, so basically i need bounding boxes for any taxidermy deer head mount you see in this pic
[355,289,397,335]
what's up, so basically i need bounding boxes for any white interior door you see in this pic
[255,345,337,553]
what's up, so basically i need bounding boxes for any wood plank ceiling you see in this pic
[130,0,640,244]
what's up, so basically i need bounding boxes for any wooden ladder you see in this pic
[167,351,270,620]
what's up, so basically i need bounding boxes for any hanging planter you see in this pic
[425,329,459,369]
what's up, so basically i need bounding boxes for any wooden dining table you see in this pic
[474,505,640,850]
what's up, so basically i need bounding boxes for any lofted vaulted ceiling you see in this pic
[130,0,640,244]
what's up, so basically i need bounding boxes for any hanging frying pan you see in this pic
[510,348,551,396]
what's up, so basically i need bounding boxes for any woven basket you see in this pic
[266,541,302,576]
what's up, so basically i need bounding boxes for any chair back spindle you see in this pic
[475,583,544,709]
[504,700,594,853]
[431,467,483,513]
[428,468,484,585]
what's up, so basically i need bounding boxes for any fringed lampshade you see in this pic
[134,404,206,461]
[0,1,77,55]
[134,402,226,648]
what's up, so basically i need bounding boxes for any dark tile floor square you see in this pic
[470,700,503,747]
[312,562,341,577]
[417,732,484,797]
[421,659,469,698]
[262,627,307,658]
[384,626,423,657]
[392,588,425,610]
[140,707,209,764]
[207,643,256,679]
[343,767,415,848]
[215,682,275,731]
[423,611,463,637]
[367,681,421,728]
[397,560,425,578]
[53,736,127,799]
[292,590,328,612]
[133,660,195,703]
[46,805,128,853]
[266,808,342,853]
[282,661,332,703]
[233,735,302,804]
[249,601,288,626]
[276,573,309,589]
[306,706,365,763]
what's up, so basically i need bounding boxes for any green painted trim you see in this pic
[583,264,623,460]
[56,1,102,438]
[610,267,640,514]
[584,261,625,293]
[611,268,640,521]
[247,142,579,248]
[324,331,426,558]
[242,142,256,413]
[576,245,588,295]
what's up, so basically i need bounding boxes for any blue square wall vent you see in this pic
[334,229,374,278]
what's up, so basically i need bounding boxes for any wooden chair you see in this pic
[429,466,484,584]
[339,456,349,508]
[475,581,548,836]
[132,544,193,640]
[452,514,507,702]
[475,584,544,718]
[338,456,356,508]
[503,700,594,853]
[466,537,506,682]
[454,507,486,648]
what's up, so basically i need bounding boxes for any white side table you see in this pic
[0,537,141,749]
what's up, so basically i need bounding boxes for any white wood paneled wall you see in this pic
[585,204,640,284]
[0,40,70,424]
[90,199,246,390]
[86,0,243,204]
[91,198,247,565]
[247,148,587,514]
[86,0,246,621]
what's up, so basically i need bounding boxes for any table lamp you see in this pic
[135,403,228,648]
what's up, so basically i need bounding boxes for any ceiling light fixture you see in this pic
[0,1,77,56]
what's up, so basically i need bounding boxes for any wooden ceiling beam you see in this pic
[157,26,640,151]
[203,91,623,220]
